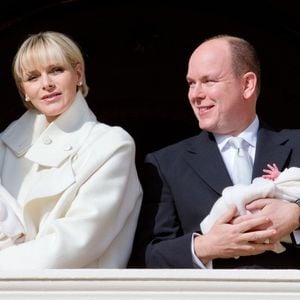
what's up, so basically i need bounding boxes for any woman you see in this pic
[0,31,142,268]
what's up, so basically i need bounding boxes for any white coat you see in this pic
[0,92,142,269]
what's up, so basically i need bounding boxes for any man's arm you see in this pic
[137,153,196,268]
[134,153,277,268]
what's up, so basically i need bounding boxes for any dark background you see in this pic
[0,0,299,168]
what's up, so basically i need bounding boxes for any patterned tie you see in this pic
[230,137,252,184]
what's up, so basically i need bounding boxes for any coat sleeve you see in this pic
[0,127,142,269]
[129,152,195,268]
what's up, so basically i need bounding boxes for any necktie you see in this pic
[230,137,252,184]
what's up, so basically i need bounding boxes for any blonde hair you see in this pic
[12,31,89,108]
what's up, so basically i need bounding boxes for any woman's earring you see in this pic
[78,81,82,87]
[25,95,30,102]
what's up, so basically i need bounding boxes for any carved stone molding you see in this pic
[0,269,300,299]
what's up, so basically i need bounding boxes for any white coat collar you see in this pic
[1,92,97,167]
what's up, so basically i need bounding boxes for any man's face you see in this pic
[186,39,250,136]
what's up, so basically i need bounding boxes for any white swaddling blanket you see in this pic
[0,184,24,250]
[200,167,300,253]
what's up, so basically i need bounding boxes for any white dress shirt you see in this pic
[214,116,258,182]
[192,116,259,268]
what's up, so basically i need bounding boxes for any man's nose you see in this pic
[190,83,205,99]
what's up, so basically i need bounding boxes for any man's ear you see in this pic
[242,72,257,99]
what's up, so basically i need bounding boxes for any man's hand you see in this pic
[194,207,276,264]
[245,198,300,242]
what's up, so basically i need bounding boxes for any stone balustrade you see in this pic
[0,269,300,299]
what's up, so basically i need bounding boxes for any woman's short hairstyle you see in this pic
[12,31,89,109]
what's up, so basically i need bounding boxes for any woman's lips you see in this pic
[41,92,61,102]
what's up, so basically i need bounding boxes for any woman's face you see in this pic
[22,62,82,123]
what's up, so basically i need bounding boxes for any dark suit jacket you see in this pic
[129,124,300,268]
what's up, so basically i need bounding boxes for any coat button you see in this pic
[42,136,52,145]
[64,145,73,151]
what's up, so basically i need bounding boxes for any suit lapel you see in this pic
[184,131,232,195]
[253,126,291,178]
[183,126,292,195]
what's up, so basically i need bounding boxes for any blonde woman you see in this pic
[0,31,142,269]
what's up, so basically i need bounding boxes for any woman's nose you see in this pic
[41,75,55,90]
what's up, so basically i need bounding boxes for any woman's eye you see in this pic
[51,67,64,74]
[26,75,38,82]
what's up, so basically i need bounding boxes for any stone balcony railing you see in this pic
[0,269,300,299]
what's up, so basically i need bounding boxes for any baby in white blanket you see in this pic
[0,184,24,250]
[200,164,300,253]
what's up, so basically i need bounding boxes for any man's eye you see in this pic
[204,79,216,85]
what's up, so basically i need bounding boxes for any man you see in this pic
[130,35,300,268]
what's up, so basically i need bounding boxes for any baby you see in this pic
[262,163,281,180]
[0,183,24,250]
[200,164,300,253]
